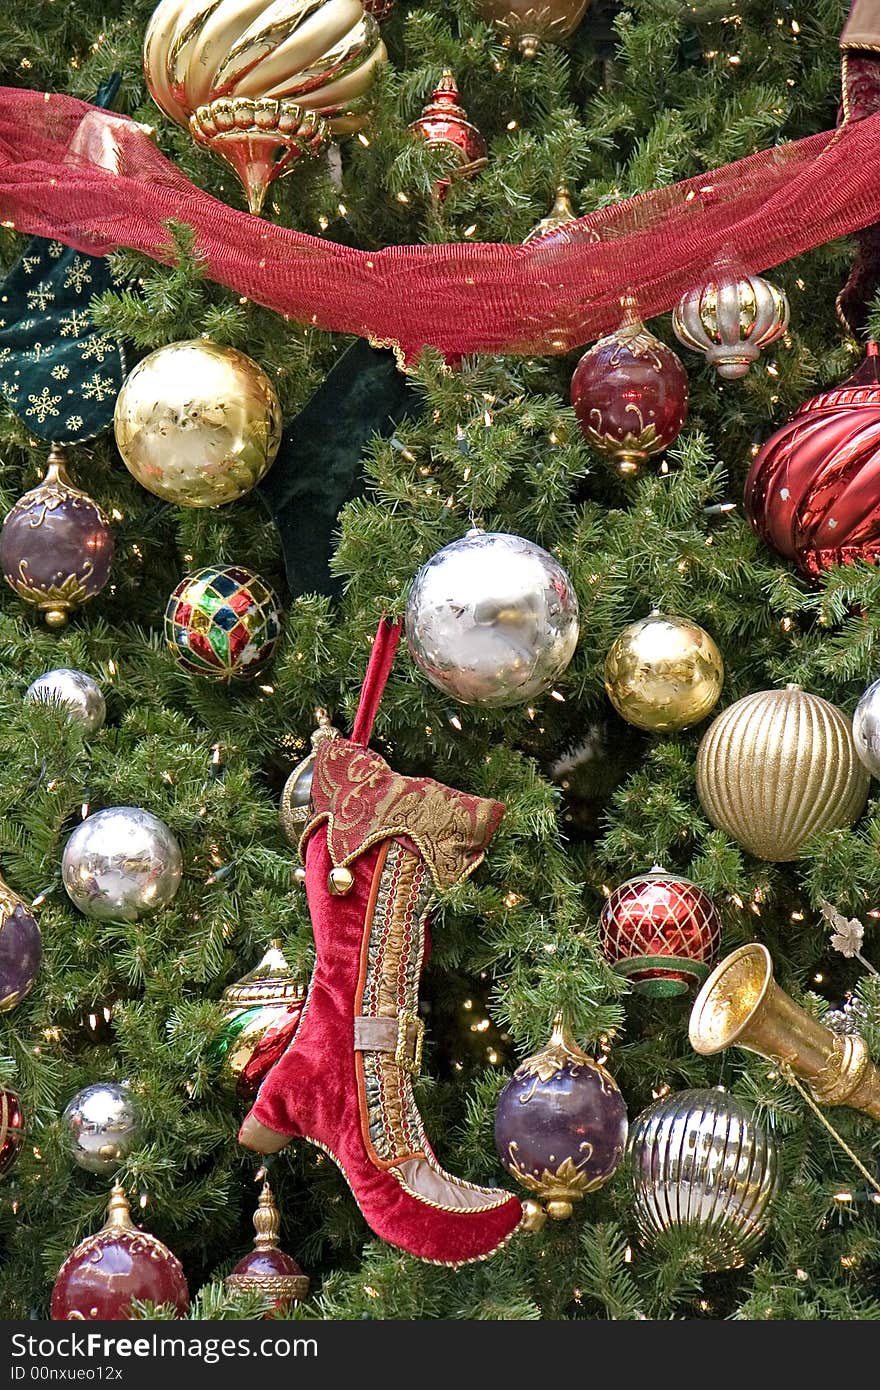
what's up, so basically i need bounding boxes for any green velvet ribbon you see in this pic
[0,77,128,445]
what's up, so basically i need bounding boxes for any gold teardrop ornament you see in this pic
[695,685,869,861]
[144,0,387,213]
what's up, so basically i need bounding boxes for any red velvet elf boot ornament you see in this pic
[239,618,524,1265]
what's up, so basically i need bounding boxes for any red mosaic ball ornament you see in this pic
[744,343,880,578]
[165,565,282,681]
[51,1185,189,1321]
[362,0,396,19]
[599,866,722,997]
[571,313,689,474]
[0,1086,24,1175]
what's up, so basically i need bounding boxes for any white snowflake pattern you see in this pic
[19,319,35,333]
[21,255,41,276]
[28,342,54,363]
[26,387,62,422]
[0,348,11,368]
[60,309,89,338]
[63,257,93,294]
[50,364,70,380]
[82,371,114,402]
[26,285,55,311]
[47,242,65,259]
[65,415,84,432]
[79,335,114,364]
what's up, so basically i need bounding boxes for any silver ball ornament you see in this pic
[25,668,106,735]
[404,529,579,706]
[62,807,183,921]
[62,1081,142,1174]
[628,1087,778,1271]
[853,677,880,778]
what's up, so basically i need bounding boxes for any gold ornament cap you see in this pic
[523,187,577,244]
[220,941,305,1017]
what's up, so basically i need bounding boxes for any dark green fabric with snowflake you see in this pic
[0,241,126,445]
[0,76,126,445]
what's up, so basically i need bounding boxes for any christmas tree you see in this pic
[2,0,880,1322]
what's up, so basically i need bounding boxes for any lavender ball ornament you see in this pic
[495,1013,628,1220]
[0,876,41,1012]
[0,449,114,627]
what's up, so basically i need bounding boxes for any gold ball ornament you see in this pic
[473,0,591,57]
[113,340,282,508]
[143,0,387,214]
[604,612,724,732]
[696,685,870,861]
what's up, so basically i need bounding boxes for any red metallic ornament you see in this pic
[599,866,722,997]
[226,1181,309,1314]
[570,311,689,474]
[408,71,488,201]
[0,1086,24,1175]
[745,344,880,577]
[51,1185,189,1320]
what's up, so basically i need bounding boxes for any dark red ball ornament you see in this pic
[599,866,722,997]
[0,1086,24,1175]
[571,313,689,474]
[744,343,880,577]
[51,1185,189,1320]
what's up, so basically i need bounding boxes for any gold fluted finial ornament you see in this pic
[104,1182,136,1231]
[690,943,880,1121]
[225,1180,309,1311]
[143,0,387,214]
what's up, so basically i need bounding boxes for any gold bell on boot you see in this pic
[328,866,355,896]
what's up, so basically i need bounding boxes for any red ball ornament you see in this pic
[744,344,880,577]
[51,1185,189,1321]
[571,312,689,475]
[599,866,722,997]
[226,1182,309,1315]
[0,1086,24,1175]
[408,71,488,201]
[362,0,396,19]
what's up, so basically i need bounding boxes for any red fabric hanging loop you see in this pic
[3,87,880,359]
[351,617,402,745]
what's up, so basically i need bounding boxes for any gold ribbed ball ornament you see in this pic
[604,612,724,732]
[114,340,282,508]
[696,685,870,861]
[144,0,387,213]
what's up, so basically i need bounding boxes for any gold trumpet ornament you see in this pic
[690,942,880,1122]
[143,0,387,213]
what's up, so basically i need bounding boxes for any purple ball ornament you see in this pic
[0,874,41,1012]
[494,1013,628,1220]
[0,448,114,627]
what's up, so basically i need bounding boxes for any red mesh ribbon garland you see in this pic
[6,89,880,361]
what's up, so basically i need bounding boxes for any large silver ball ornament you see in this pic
[628,1087,778,1271]
[62,1081,142,1175]
[25,668,106,735]
[404,529,580,706]
[853,677,880,778]
[62,807,183,921]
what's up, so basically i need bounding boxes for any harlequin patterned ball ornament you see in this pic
[405,528,579,706]
[599,866,722,997]
[114,341,282,509]
[696,685,869,861]
[494,1014,627,1220]
[0,1086,24,1176]
[672,274,789,380]
[0,875,41,1012]
[0,449,114,628]
[744,343,880,577]
[603,611,724,732]
[51,1184,189,1320]
[570,310,689,474]
[165,565,282,681]
[628,1087,778,1271]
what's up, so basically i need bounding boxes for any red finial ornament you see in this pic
[408,71,488,201]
